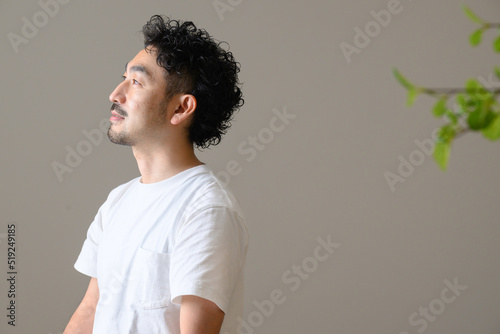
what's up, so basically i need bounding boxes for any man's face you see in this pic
[108,48,170,146]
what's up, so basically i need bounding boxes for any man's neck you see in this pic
[132,140,202,184]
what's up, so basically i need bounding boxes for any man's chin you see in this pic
[107,128,133,146]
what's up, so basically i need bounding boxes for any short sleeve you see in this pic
[170,206,248,313]
[74,204,105,278]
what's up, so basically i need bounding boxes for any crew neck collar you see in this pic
[134,164,208,196]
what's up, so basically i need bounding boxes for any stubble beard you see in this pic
[107,126,135,146]
[108,102,135,146]
[106,98,170,146]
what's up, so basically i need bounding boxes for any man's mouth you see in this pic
[110,111,125,122]
[110,103,127,122]
[111,111,125,118]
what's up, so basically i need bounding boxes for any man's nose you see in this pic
[109,81,126,104]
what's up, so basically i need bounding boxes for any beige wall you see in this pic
[1,0,499,333]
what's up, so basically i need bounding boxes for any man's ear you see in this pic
[171,94,197,125]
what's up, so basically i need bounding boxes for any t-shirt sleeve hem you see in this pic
[74,259,97,278]
[171,284,229,314]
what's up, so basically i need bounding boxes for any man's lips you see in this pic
[110,111,125,122]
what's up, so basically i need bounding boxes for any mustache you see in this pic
[111,103,128,117]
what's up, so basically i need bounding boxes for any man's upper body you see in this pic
[64,16,246,334]
[74,164,248,334]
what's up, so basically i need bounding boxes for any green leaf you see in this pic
[406,88,419,107]
[433,125,456,171]
[462,5,484,24]
[485,109,497,128]
[466,78,492,100]
[434,141,451,171]
[465,78,481,91]
[467,109,485,129]
[432,97,447,117]
[467,100,495,130]
[393,68,415,90]
[469,28,483,46]
[445,109,458,124]
[494,35,500,53]
[482,113,500,140]
[495,67,500,81]
[457,93,479,114]
[436,124,456,143]
[456,94,466,107]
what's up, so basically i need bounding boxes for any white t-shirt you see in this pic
[74,165,249,334]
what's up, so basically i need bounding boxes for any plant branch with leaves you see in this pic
[393,6,500,170]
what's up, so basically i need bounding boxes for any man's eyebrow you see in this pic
[124,62,150,77]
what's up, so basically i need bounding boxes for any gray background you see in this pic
[1,0,500,333]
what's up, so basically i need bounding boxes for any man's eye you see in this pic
[121,76,140,85]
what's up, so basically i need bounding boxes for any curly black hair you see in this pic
[142,15,244,149]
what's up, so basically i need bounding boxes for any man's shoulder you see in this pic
[184,166,245,220]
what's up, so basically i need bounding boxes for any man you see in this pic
[64,15,248,334]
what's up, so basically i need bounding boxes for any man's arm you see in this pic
[63,277,99,334]
[180,295,225,334]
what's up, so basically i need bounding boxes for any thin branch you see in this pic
[454,127,471,140]
[484,23,500,28]
[421,88,500,95]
